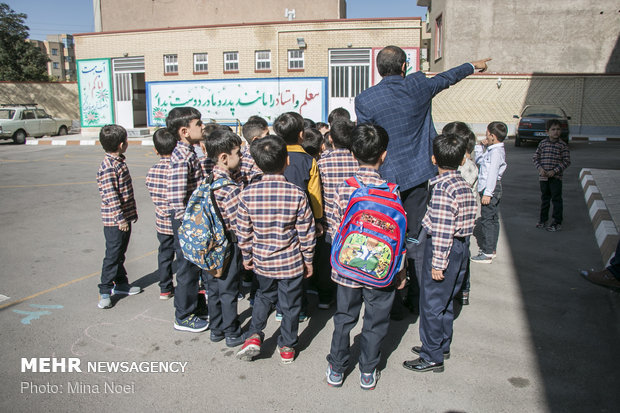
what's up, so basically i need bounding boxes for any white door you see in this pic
[114,72,134,129]
[328,49,371,122]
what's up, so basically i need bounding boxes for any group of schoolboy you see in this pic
[96,104,546,389]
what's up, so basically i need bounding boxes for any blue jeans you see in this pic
[479,182,502,255]
[99,225,131,294]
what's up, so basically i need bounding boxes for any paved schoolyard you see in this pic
[0,140,618,412]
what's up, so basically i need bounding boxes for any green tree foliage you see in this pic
[0,3,49,81]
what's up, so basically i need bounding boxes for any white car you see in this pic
[0,104,72,144]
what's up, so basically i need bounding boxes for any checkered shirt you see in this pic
[145,157,173,235]
[212,165,242,234]
[422,171,477,271]
[239,144,263,188]
[533,138,571,181]
[317,148,359,237]
[96,153,137,227]
[167,141,204,220]
[330,167,397,288]
[237,174,316,279]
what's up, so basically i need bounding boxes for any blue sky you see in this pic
[5,0,426,40]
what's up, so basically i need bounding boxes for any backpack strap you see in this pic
[208,175,238,243]
[345,176,361,188]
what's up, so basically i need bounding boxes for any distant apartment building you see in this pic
[29,34,77,81]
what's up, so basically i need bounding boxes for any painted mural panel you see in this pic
[77,59,114,127]
[146,77,327,126]
[371,47,420,86]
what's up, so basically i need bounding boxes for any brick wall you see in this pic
[0,82,79,119]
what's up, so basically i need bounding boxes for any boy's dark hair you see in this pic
[301,128,323,158]
[328,107,351,124]
[247,115,268,129]
[323,132,334,150]
[99,124,127,153]
[273,112,304,145]
[316,122,329,131]
[202,122,221,140]
[433,134,467,170]
[442,121,476,154]
[376,45,407,77]
[329,119,355,149]
[350,123,389,165]
[303,118,316,129]
[242,120,268,144]
[250,134,288,174]
[152,127,177,155]
[487,121,508,142]
[166,107,202,139]
[546,119,561,130]
[203,128,242,160]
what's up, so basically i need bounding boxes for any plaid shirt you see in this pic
[533,138,571,181]
[212,165,242,234]
[96,153,137,227]
[317,148,359,238]
[422,171,477,271]
[145,157,173,235]
[237,174,316,279]
[168,141,204,220]
[330,167,396,288]
[239,144,262,188]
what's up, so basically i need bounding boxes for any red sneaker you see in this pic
[278,346,295,364]
[236,334,261,361]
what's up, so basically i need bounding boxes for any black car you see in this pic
[513,105,570,147]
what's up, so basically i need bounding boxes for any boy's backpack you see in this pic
[331,176,407,288]
[178,173,237,277]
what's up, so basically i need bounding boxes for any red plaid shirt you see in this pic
[146,157,173,235]
[237,174,315,279]
[96,153,137,227]
[330,167,394,288]
[317,148,359,238]
[212,165,242,234]
[238,144,263,188]
[533,138,571,181]
[422,171,477,270]
[167,141,204,220]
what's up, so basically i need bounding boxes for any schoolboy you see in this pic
[328,107,351,125]
[301,127,324,160]
[316,119,358,309]
[240,117,269,187]
[166,106,208,332]
[236,135,316,364]
[325,124,406,390]
[145,128,177,300]
[533,119,571,232]
[202,128,245,347]
[470,121,507,264]
[96,124,141,309]
[402,134,476,373]
[316,122,329,136]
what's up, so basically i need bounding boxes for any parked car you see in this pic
[513,105,570,147]
[0,104,71,144]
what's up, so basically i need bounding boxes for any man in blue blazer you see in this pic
[355,45,490,312]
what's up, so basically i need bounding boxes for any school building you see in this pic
[73,17,423,131]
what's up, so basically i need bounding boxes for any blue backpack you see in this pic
[331,176,407,288]
[178,174,237,277]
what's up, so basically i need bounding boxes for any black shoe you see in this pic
[402,357,444,373]
[225,335,244,348]
[410,345,450,360]
[210,330,225,343]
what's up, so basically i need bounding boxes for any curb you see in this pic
[571,136,620,142]
[25,139,153,146]
[579,168,620,266]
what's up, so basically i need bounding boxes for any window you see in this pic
[329,49,371,98]
[435,14,443,61]
[224,52,239,72]
[164,54,178,74]
[51,48,58,56]
[288,50,304,70]
[62,37,73,48]
[52,62,59,69]
[66,56,72,63]
[255,50,271,71]
[193,53,208,73]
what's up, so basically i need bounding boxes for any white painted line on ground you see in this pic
[0,294,10,303]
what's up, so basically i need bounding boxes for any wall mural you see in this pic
[146,77,327,126]
[77,59,114,127]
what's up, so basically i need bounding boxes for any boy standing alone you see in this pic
[533,119,571,232]
[96,124,141,309]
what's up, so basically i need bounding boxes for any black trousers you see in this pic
[327,284,395,374]
[99,225,131,294]
[171,215,202,320]
[539,178,563,224]
[156,232,175,293]
[206,244,242,338]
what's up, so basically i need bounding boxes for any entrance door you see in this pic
[112,57,145,129]
[328,49,371,122]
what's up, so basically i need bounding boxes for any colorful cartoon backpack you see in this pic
[178,174,237,277]
[331,176,407,288]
